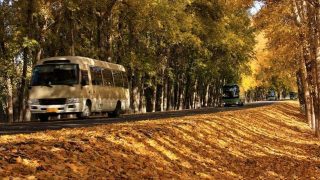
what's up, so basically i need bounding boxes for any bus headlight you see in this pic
[66,98,80,104]
[28,99,39,105]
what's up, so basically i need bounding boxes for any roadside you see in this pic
[0,101,319,179]
[0,102,273,135]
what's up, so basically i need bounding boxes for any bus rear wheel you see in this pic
[108,101,121,118]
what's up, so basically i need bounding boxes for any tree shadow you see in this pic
[1,101,319,179]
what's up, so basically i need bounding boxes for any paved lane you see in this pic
[0,101,275,135]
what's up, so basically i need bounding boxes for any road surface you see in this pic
[0,101,275,135]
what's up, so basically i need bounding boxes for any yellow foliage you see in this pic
[241,31,297,91]
[241,32,269,90]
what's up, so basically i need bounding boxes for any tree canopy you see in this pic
[0,0,257,122]
[249,0,320,136]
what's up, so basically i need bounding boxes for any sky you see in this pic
[250,1,265,15]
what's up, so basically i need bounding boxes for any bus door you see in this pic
[90,66,103,112]
[80,69,93,102]
[102,68,115,111]
[112,70,125,106]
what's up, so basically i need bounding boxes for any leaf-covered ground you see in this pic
[1,102,320,179]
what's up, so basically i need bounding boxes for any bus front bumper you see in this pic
[29,103,81,114]
[222,98,242,106]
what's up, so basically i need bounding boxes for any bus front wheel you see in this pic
[77,102,91,119]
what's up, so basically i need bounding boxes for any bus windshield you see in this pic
[223,85,240,98]
[31,64,79,86]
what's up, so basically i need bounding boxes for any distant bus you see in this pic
[289,92,298,100]
[29,56,130,121]
[222,84,244,107]
[266,90,276,101]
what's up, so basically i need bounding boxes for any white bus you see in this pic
[28,56,130,121]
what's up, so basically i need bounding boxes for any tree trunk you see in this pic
[130,70,140,113]
[96,11,102,58]
[18,49,29,122]
[139,76,146,113]
[102,0,117,60]
[208,85,213,107]
[297,70,306,112]
[6,77,13,123]
[69,11,75,56]
[204,84,209,107]
[300,62,312,127]
[300,34,313,125]
[163,75,168,111]
[0,5,13,123]
[314,4,320,137]
[184,73,192,109]
[309,59,318,132]
[177,78,184,110]
[18,0,34,122]
[173,78,178,110]
[166,76,172,111]
[301,62,312,126]
[155,83,163,112]
[145,85,155,113]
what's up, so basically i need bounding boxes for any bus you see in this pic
[266,90,276,101]
[222,84,244,107]
[28,56,130,121]
[289,92,298,100]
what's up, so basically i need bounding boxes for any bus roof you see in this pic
[37,56,126,71]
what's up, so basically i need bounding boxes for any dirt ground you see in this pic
[0,102,320,179]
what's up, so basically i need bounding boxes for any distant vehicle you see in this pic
[267,90,276,101]
[289,92,298,100]
[29,56,130,122]
[222,84,244,107]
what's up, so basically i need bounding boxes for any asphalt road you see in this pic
[0,101,275,135]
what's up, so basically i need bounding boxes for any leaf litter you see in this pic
[0,102,320,179]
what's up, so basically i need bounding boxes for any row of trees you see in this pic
[255,0,320,136]
[0,0,256,122]
[240,31,297,103]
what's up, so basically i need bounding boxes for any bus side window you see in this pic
[81,70,89,85]
[113,70,123,87]
[102,69,114,86]
[90,67,103,86]
[121,72,129,89]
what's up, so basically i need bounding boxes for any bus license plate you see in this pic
[47,108,58,113]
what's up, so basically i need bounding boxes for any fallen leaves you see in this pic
[0,102,320,179]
